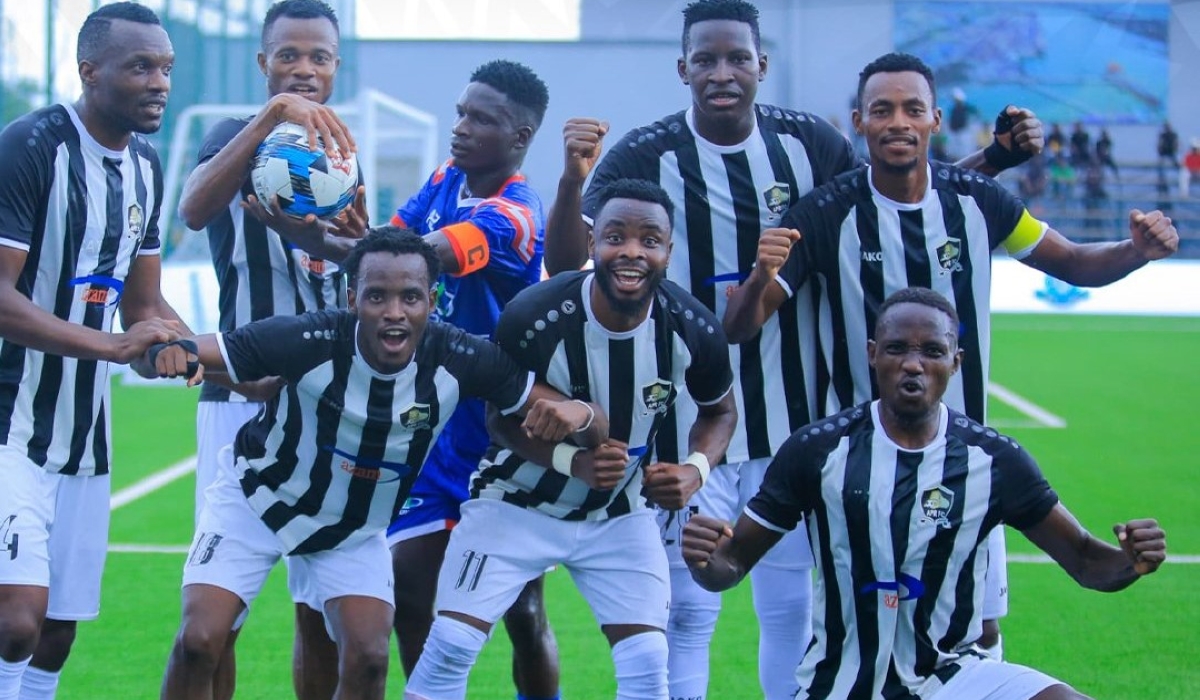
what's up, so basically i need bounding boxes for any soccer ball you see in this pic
[251,122,359,220]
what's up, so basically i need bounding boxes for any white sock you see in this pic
[666,567,720,700]
[18,666,59,700]
[404,616,488,700]
[0,657,32,700]
[612,631,668,700]
[750,565,812,700]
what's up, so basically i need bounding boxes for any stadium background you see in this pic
[0,0,1197,697]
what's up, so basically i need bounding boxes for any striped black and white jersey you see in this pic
[776,164,1047,423]
[198,117,348,403]
[746,402,1058,698]
[472,271,733,520]
[0,104,163,476]
[582,105,857,463]
[220,310,533,554]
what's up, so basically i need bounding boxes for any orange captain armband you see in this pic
[442,222,491,276]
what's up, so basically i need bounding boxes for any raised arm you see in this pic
[723,228,799,343]
[954,105,1043,177]
[1021,209,1178,287]
[1022,504,1165,592]
[179,94,355,231]
[545,118,609,274]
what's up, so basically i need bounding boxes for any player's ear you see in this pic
[758,52,768,82]
[932,107,942,134]
[78,60,97,88]
[257,51,268,77]
[514,124,533,151]
[428,284,438,308]
[346,286,357,312]
[867,339,878,368]
[951,347,963,375]
[678,57,688,84]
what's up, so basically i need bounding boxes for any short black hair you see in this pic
[262,0,339,48]
[682,0,761,54]
[77,2,161,63]
[593,178,676,231]
[470,60,550,130]
[343,226,442,288]
[857,52,937,111]
[876,287,959,338]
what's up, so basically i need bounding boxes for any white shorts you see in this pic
[184,446,393,612]
[659,457,814,570]
[194,400,263,526]
[926,657,1060,699]
[436,499,669,630]
[982,526,1009,620]
[0,445,110,620]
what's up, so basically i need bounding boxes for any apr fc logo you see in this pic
[399,403,432,431]
[642,379,675,415]
[763,183,791,217]
[127,203,144,240]
[936,237,963,274]
[919,485,955,529]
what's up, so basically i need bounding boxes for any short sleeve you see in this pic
[0,119,54,250]
[219,311,342,384]
[992,440,1059,531]
[745,429,821,532]
[196,117,250,166]
[466,194,543,270]
[393,163,444,229]
[443,327,533,416]
[680,302,734,405]
[493,283,563,379]
[966,175,1045,254]
[141,142,164,255]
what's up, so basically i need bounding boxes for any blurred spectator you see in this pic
[1018,152,1048,204]
[1069,121,1090,166]
[1095,128,1118,178]
[1157,121,1179,167]
[947,87,979,159]
[1081,156,1108,228]
[1181,139,1200,197]
[1048,154,1076,200]
[1047,123,1066,156]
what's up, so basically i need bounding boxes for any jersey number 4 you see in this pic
[1,515,17,561]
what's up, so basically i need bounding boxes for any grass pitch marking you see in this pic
[110,455,197,510]
[988,382,1067,429]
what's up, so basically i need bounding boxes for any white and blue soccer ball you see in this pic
[251,122,359,220]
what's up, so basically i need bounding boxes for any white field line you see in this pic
[110,455,197,510]
[988,383,1067,429]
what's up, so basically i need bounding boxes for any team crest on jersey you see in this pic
[936,237,963,274]
[642,379,675,415]
[919,485,955,529]
[127,203,144,240]
[762,183,791,216]
[399,403,432,431]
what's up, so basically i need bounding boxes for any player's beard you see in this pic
[594,266,664,318]
[878,155,921,175]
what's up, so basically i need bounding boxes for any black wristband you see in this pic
[147,339,200,379]
[983,139,1032,171]
[984,108,1032,171]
